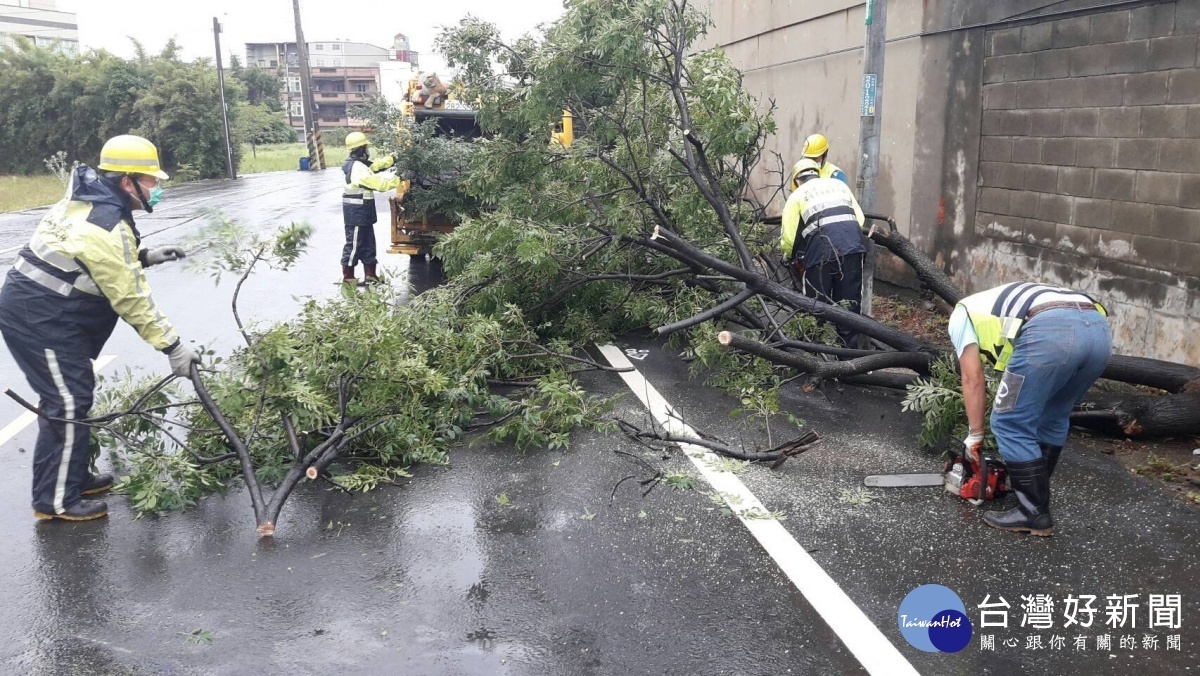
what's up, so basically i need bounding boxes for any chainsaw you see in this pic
[864,443,1009,505]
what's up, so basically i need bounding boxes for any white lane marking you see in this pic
[597,344,920,676]
[0,354,116,448]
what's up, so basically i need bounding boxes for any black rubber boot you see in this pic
[1040,442,1064,477]
[341,265,357,285]
[34,499,108,522]
[982,458,1054,536]
[81,472,113,496]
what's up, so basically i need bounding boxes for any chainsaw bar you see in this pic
[864,473,944,488]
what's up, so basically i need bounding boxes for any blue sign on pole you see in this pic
[861,74,877,117]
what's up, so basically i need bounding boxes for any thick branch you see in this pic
[1071,390,1200,439]
[718,331,932,389]
[655,287,755,335]
[1101,356,1200,394]
[865,216,963,307]
[649,226,933,352]
[772,339,891,361]
[188,365,266,522]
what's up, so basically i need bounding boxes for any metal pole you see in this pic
[213,17,236,180]
[292,0,322,169]
[857,0,887,332]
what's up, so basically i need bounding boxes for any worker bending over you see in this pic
[0,135,199,521]
[341,132,401,285]
[950,282,1111,536]
[780,158,867,346]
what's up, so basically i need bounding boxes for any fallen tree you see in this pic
[5,216,621,535]
[436,0,1199,441]
[13,0,1189,535]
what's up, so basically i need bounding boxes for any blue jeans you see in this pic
[990,307,1112,463]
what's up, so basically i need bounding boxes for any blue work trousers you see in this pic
[2,332,95,513]
[990,307,1112,463]
[341,223,377,267]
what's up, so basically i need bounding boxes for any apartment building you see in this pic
[245,40,391,130]
[0,0,78,54]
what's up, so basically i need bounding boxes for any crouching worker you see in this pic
[0,135,200,521]
[950,282,1111,536]
[341,132,402,285]
[780,158,867,347]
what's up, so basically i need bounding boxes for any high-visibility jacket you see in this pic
[958,282,1107,371]
[780,176,866,268]
[0,165,180,358]
[342,155,402,227]
[821,161,849,187]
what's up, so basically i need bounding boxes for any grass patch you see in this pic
[240,143,349,174]
[0,175,66,212]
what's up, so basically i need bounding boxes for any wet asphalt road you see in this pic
[0,171,1196,675]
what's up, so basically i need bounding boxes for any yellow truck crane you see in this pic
[387,74,481,257]
[387,73,574,257]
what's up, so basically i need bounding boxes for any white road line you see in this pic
[0,354,116,448]
[597,344,920,676]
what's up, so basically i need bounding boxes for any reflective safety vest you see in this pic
[780,177,865,267]
[0,165,180,357]
[820,161,849,187]
[342,155,401,227]
[958,282,1107,371]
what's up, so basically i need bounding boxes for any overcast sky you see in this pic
[58,0,565,74]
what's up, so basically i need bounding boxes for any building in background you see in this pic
[0,0,78,54]
[245,39,393,131]
[707,0,1200,364]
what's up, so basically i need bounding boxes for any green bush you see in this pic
[233,103,295,145]
[0,38,242,178]
[318,127,351,148]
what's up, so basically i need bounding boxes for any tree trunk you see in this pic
[1070,391,1200,439]
[866,216,963,308]
[712,220,1200,438]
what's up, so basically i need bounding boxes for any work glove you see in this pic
[165,342,201,377]
[141,246,187,267]
[962,430,985,465]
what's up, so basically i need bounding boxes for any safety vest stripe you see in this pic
[14,257,82,296]
[29,237,79,273]
[800,214,858,239]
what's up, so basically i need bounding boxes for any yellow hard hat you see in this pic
[345,131,370,150]
[790,158,822,187]
[97,135,169,180]
[802,133,829,159]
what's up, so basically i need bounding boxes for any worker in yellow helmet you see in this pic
[780,158,867,346]
[340,132,401,285]
[0,134,199,522]
[793,133,849,188]
[949,282,1110,536]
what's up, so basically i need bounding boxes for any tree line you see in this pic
[0,39,293,178]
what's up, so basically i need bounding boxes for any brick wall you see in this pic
[974,1,1200,362]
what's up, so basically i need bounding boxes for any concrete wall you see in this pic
[706,0,924,230]
[970,1,1200,363]
[708,0,1200,364]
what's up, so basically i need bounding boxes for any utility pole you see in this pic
[292,0,325,169]
[213,17,236,180]
[857,0,887,332]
